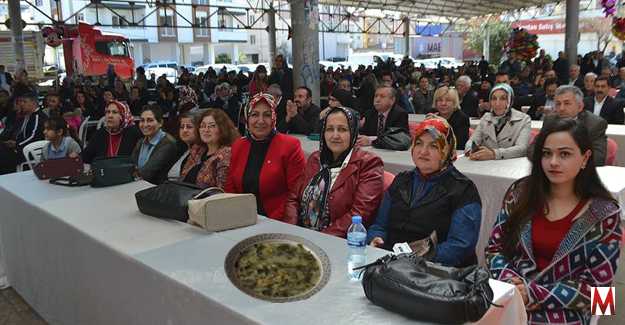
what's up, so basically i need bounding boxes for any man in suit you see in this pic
[530,78,558,120]
[456,75,480,118]
[550,85,608,166]
[582,72,597,98]
[583,76,625,125]
[553,51,569,84]
[567,64,584,90]
[357,86,408,146]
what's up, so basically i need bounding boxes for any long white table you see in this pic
[0,172,526,325]
[296,135,625,266]
[409,114,625,167]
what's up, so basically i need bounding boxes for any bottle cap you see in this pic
[352,215,362,224]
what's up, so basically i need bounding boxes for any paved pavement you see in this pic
[0,288,46,325]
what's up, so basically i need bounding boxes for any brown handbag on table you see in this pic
[33,156,84,180]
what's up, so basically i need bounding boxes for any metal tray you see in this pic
[224,233,331,303]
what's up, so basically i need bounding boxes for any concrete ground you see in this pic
[0,288,46,325]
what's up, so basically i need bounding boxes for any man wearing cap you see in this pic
[0,92,47,174]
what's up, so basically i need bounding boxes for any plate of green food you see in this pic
[224,233,331,302]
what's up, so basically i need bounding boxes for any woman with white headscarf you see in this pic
[465,83,531,160]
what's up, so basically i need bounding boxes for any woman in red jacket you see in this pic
[285,107,384,237]
[225,93,305,222]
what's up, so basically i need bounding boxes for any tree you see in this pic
[585,17,612,52]
[465,19,511,65]
[215,53,232,64]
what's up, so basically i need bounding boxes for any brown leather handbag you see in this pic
[33,156,84,180]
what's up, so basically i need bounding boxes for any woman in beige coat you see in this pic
[465,83,531,160]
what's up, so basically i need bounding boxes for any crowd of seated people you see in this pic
[0,51,622,325]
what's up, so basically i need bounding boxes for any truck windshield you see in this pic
[95,41,129,57]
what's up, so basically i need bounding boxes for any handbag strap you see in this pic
[193,187,224,200]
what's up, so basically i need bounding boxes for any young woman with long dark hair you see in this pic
[486,118,622,324]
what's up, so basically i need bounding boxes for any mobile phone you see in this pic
[471,141,480,153]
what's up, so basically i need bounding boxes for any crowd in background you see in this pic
[0,48,623,325]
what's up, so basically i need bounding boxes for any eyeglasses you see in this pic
[199,123,218,130]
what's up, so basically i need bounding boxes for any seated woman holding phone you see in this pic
[367,116,482,267]
[465,83,531,160]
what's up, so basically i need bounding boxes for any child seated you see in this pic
[42,117,82,160]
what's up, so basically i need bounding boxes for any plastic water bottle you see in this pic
[347,215,367,281]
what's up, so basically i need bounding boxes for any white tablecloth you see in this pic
[296,135,625,266]
[409,114,625,166]
[0,172,526,325]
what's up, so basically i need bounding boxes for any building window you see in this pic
[196,12,209,37]
[112,16,128,28]
[193,0,209,4]
[250,35,255,45]
[159,10,175,36]
[75,13,85,24]
[35,0,43,6]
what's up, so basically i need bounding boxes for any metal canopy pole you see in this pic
[290,0,320,105]
[565,0,579,64]
[267,6,277,69]
[403,16,410,57]
[8,0,25,74]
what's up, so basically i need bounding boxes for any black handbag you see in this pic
[135,181,223,222]
[90,156,135,188]
[372,127,412,151]
[358,253,497,324]
[49,173,94,187]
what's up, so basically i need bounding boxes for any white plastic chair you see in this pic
[96,116,106,130]
[18,140,49,172]
[78,116,91,147]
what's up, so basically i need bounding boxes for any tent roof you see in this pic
[320,0,553,19]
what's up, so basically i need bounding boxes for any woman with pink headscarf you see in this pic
[82,100,142,163]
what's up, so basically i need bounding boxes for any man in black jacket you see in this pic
[277,86,320,135]
[0,92,47,174]
[567,64,584,90]
[357,86,408,146]
[456,75,480,117]
[268,54,294,99]
[584,76,625,124]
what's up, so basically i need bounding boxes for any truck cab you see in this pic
[64,23,134,80]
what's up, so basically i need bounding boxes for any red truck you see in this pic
[56,23,134,80]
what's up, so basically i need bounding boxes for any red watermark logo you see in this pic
[591,287,615,316]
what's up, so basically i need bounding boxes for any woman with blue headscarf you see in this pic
[285,107,384,238]
[465,83,532,160]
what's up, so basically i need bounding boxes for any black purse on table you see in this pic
[358,253,497,324]
[135,181,223,222]
[372,127,412,151]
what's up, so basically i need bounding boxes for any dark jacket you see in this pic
[82,126,143,164]
[367,167,482,267]
[361,106,409,136]
[447,110,470,150]
[285,149,384,238]
[412,89,434,114]
[5,109,48,150]
[583,96,625,125]
[277,103,321,135]
[460,90,480,118]
[131,132,180,185]
[268,68,294,99]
